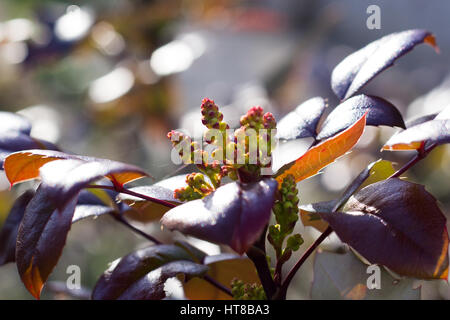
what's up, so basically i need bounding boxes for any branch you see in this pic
[87,184,176,208]
[278,227,332,298]
[390,142,437,178]
[246,246,276,299]
[108,211,162,244]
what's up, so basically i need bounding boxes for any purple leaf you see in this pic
[117,261,208,300]
[0,190,35,265]
[319,178,449,279]
[276,97,327,141]
[161,179,278,254]
[405,113,438,128]
[332,29,438,100]
[317,95,405,140]
[92,244,202,300]
[16,185,79,298]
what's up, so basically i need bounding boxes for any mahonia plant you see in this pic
[0,29,449,301]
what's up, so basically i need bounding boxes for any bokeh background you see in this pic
[1,0,449,299]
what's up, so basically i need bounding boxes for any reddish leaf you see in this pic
[382,119,450,151]
[161,179,278,254]
[16,185,79,299]
[276,97,327,141]
[276,113,366,183]
[316,95,404,140]
[0,190,35,265]
[92,244,203,300]
[319,178,449,279]
[332,29,438,100]
[4,149,148,187]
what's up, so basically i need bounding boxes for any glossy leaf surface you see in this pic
[332,29,438,100]
[161,179,278,254]
[92,244,203,300]
[276,97,327,141]
[316,95,404,140]
[16,185,79,299]
[276,113,366,183]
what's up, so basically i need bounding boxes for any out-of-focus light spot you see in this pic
[31,24,52,46]
[321,160,352,192]
[179,32,206,59]
[150,40,194,76]
[0,42,28,64]
[91,22,125,56]
[137,59,160,84]
[89,67,134,104]
[18,105,61,143]
[150,32,206,76]
[55,5,94,42]
[1,18,34,42]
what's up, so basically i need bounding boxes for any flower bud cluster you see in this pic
[174,173,213,202]
[268,175,303,262]
[230,278,266,300]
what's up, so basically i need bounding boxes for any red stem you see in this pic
[87,184,176,208]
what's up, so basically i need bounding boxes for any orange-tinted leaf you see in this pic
[382,119,450,151]
[4,150,148,187]
[276,113,366,184]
